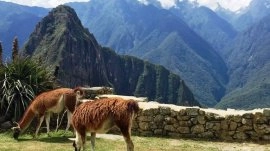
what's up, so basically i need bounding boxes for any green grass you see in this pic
[0,130,269,151]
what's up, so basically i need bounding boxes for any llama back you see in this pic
[72,97,139,129]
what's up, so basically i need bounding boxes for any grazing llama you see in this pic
[12,87,84,139]
[72,97,139,151]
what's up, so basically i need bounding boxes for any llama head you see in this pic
[73,141,81,151]
[74,87,84,99]
[11,122,21,140]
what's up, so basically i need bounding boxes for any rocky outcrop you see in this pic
[132,102,270,141]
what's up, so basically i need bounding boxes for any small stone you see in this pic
[197,116,206,124]
[177,116,190,121]
[178,109,187,116]
[179,121,190,127]
[234,132,248,140]
[220,120,228,130]
[138,116,153,122]
[139,122,150,130]
[192,125,205,134]
[154,115,164,123]
[229,121,238,130]
[199,110,205,115]
[165,117,176,124]
[190,118,198,124]
[177,127,190,134]
[232,115,242,122]
[186,108,199,116]
[263,109,270,117]
[159,107,171,115]
[164,125,175,132]
[206,122,214,130]
[242,113,253,119]
[154,129,163,135]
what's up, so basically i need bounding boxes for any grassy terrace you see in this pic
[0,130,269,151]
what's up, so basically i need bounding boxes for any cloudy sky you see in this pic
[1,0,252,12]
[1,0,89,8]
[155,0,252,11]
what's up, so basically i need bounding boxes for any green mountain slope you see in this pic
[68,0,228,106]
[23,5,200,106]
[0,1,48,59]
[216,14,270,109]
[169,0,237,54]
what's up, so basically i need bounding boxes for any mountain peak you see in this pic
[45,5,84,32]
[22,4,200,106]
[23,5,94,57]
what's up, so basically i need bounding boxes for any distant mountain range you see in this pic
[0,1,48,59]
[67,0,228,107]
[22,5,199,106]
[216,0,270,31]
[143,0,237,54]
[215,14,270,109]
[1,0,270,109]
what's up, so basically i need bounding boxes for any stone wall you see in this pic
[131,102,270,141]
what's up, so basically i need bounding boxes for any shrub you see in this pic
[0,57,55,120]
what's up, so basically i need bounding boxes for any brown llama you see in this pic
[72,97,139,151]
[12,87,84,139]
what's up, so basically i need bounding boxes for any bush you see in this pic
[0,57,55,120]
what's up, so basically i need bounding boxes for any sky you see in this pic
[0,0,89,8]
[1,0,252,12]
[154,0,252,11]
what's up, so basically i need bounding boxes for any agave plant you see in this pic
[0,57,55,120]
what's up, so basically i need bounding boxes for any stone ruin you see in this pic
[131,101,270,141]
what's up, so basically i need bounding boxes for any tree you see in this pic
[12,37,19,61]
[0,41,2,66]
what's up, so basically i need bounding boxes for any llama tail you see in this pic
[127,100,140,114]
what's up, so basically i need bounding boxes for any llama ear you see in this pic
[12,121,20,128]
[13,121,19,126]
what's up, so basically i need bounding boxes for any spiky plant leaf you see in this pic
[0,57,55,120]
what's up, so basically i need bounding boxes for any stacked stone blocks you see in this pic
[132,105,270,141]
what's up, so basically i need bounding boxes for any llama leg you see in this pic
[65,111,72,132]
[81,132,86,151]
[118,118,134,151]
[90,132,96,151]
[35,115,45,138]
[74,131,82,151]
[45,112,51,136]
[122,132,134,151]
[55,113,59,132]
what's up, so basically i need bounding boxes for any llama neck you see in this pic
[18,107,35,132]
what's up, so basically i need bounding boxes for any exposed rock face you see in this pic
[22,5,200,106]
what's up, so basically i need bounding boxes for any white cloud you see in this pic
[158,0,177,9]
[138,0,149,5]
[147,0,252,12]
[1,0,253,11]
[217,0,252,11]
[1,0,89,8]
[190,0,252,11]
